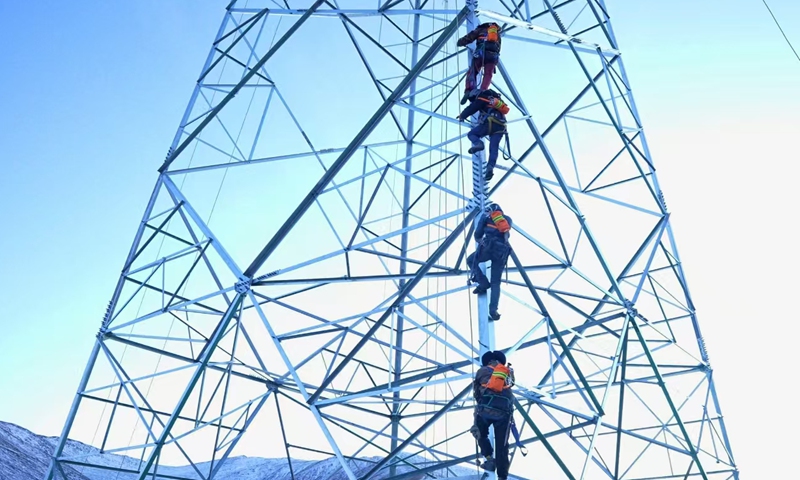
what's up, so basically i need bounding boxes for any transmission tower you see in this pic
[46,1,739,479]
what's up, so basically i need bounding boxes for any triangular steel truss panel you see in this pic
[46,1,739,479]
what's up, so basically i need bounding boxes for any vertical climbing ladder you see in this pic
[466,1,496,479]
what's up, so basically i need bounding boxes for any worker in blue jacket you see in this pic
[457,89,510,181]
[467,203,512,321]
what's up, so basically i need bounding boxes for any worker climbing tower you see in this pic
[47,1,739,479]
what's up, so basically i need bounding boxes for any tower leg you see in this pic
[46,179,164,479]
[45,340,102,480]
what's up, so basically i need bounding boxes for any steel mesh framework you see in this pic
[46,1,739,479]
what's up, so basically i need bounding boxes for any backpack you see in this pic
[483,363,512,393]
[488,96,510,115]
[485,23,500,43]
[475,23,501,56]
[480,91,510,116]
[487,210,511,234]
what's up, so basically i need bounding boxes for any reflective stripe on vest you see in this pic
[477,24,500,53]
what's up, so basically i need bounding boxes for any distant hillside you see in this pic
[0,421,481,479]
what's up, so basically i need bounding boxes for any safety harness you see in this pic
[476,385,514,420]
[475,23,501,58]
[478,94,512,159]
[469,208,511,283]
[486,209,511,234]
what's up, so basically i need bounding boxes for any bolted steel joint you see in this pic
[234,276,252,294]
[624,300,638,318]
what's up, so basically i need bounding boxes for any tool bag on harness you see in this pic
[487,210,511,234]
[475,23,501,57]
[483,363,512,393]
[486,96,509,116]
[479,92,509,123]
[485,23,500,43]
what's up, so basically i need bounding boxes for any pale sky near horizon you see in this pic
[0,1,798,479]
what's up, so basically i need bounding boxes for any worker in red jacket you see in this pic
[457,22,502,105]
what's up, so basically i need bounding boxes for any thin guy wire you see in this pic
[761,0,800,63]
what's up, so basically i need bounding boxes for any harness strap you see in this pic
[502,129,511,160]
[486,115,508,135]
[478,393,513,415]
[487,116,506,135]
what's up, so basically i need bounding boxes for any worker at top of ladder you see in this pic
[457,89,510,181]
[471,350,514,479]
[457,22,502,105]
[466,203,512,321]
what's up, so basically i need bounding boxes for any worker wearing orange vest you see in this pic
[457,22,502,105]
[470,350,514,479]
[456,89,510,181]
[466,203,512,321]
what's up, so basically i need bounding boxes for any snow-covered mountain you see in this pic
[0,421,479,480]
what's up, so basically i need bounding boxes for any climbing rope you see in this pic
[461,138,481,475]
[430,182,439,461]
[455,23,481,474]
[434,0,448,462]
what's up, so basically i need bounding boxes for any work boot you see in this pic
[485,168,494,181]
[461,90,471,105]
[480,457,497,472]
[468,143,485,154]
[473,284,489,294]
[489,311,501,321]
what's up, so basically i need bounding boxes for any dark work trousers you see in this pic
[467,122,504,171]
[476,413,511,478]
[467,240,509,313]
[466,53,498,92]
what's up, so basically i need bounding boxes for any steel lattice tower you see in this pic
[46,1,739,479]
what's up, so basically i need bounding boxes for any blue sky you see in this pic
[0,0,798,478]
